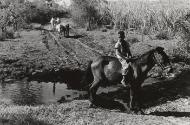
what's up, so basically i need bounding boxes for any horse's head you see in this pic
[153,47,171,70]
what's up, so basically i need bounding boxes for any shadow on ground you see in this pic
[27,67,190,116]
[149,111,190,117]
[89,70,190,115]
[66,35,84,39]
[141,70,190,108]
[0,118,51,125]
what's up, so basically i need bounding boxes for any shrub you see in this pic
[70,0,109,29]
[172,47,190,63]
[0,0,68,31]
[155,31,170,40]
[17,1,68,25]
[71,0,99,28]
[6,29,14,39]
[13,31,21,38]
[173,13,190,58]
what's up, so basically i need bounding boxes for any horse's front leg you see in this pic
[67,26,69,37]
[64,30,66,37]
[67,29,69,37]
[66,29,68,37]
[59,32,62,39]
[129,85,142,113]
[89,79,101,107]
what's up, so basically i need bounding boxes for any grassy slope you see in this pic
[0,99,190,125]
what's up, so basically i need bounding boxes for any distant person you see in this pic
[56,17,61,25]
[50,17,56,30]
[115,30,132,86]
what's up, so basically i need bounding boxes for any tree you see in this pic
[70,0,101,30]
[0,9,9,31]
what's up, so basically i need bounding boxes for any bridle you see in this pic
[152,51,165,70]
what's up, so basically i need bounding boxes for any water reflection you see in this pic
[0,81,87,105]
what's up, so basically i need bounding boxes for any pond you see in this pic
[0,71,188,106]
[0,80,125,106]
[0,81,88,105]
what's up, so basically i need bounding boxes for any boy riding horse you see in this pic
[115,30,132,86]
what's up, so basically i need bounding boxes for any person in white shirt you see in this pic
[50,17,56,30]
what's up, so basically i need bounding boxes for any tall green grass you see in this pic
[100,0,190,58]
[106,0,190,36]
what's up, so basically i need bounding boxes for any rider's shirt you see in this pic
[115,39,131,75]
[115,39,131,59]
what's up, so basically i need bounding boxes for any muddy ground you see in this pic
[0,23,190,124]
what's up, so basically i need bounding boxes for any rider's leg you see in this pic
[121,60,129,87]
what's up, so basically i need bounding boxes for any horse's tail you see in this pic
[80,60,93,90]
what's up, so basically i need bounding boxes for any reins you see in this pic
[152,51,165,70]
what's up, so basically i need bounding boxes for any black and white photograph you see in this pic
[0,0,190,124]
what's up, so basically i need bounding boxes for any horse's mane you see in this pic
[129,48,155,62]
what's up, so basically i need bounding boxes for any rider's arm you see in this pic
[126,41,132,58]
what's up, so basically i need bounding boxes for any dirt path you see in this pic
[44,27,104,67]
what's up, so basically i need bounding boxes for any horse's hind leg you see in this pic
[64,30,66,37]
[129,85,142,112]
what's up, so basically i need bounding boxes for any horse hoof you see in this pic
[89,103,96,108]
[130,109,145,115]
[136,110,145,115]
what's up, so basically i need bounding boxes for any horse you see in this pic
[55,23,69,37]
[55,17,61,25]
[82,46,171,113]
